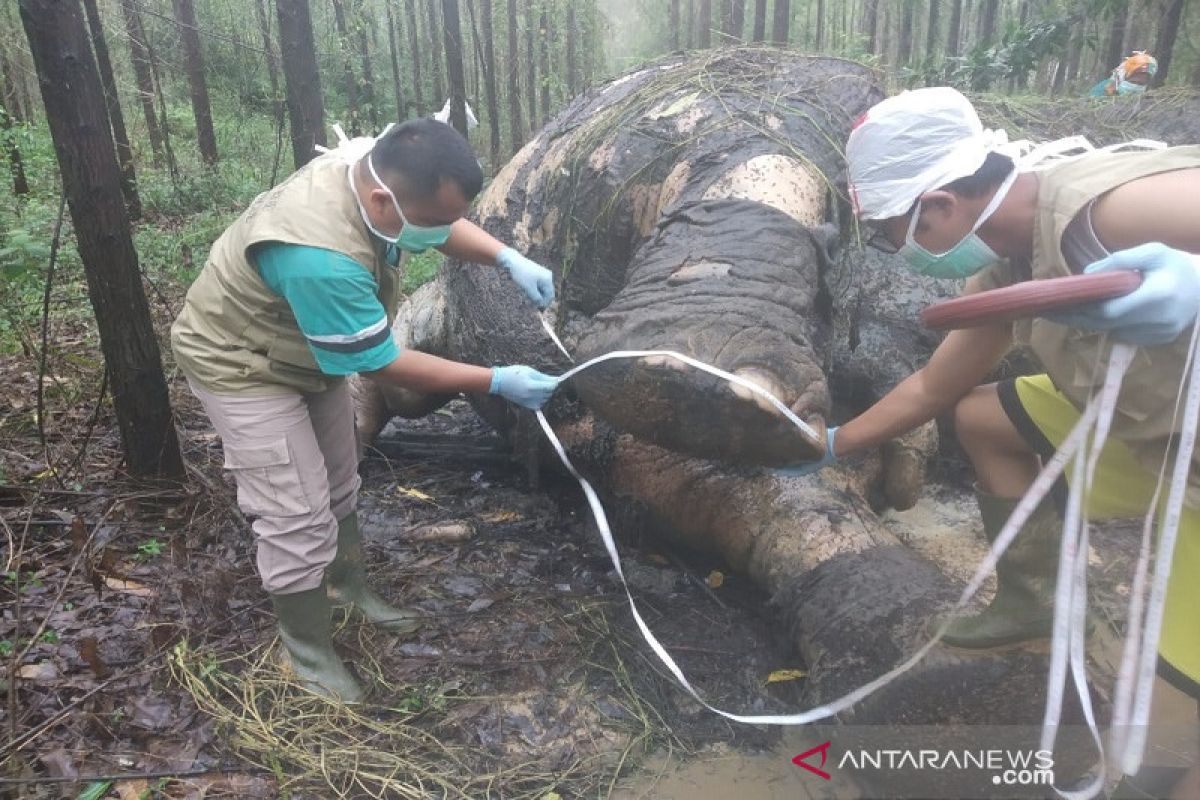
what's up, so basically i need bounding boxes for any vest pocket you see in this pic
[222,438,314,518]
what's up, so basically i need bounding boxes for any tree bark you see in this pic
[404,0,425,115]
[751,0,765,41]
[354,1,380,130]
[82,0,140,219]
[719,0,732,37]
[0,46,26,124]
[330,0,362,134]
[506,0,523,148]
[119,0,164,165]
[427,0,446,102]
[566,2,578,94]
[697,0,711,46]
[976,0,998,48]
[480,0,501,164]
[1152,0,1184,87]
[524,0,536,131]
[441,0,469,137]
[670,0,680,48]
[254,0,285,123]
[0,95,28,196]
[538,4,550,124]
[863,0,879,54]
[275,0,327,169]
[770,0,789,43]
[925,0,940,65]
[815,0,825,50]
[896,0,915,66]
[1101,1,1128,79]
[18,0,183,480]
[731,0,744,40]
[687,0,696,46]
[386,2,406,119]
[944,0,963,77]
[172,0,218,167]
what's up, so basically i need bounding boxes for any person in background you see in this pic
[171,119,559,703]
[1089,51,1158,97]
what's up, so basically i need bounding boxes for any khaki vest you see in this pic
[989,146,1200,488]
[171,152,403,394]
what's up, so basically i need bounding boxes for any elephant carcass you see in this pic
[354,52,1071,741]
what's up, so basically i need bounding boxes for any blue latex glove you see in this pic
[497,247,555,309]
[1044,243,1200,346]
[773,426,839,477]
[489,366,560,410]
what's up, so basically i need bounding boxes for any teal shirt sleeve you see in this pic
[253,242,400,375]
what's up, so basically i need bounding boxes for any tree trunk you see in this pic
[731,0,744,40]
[770,0,788,43]
[119,0,164,165]
[427,0,446,103]
[354,1,380,130]
[976,0,998,48]
[670,0,680,48]
[506,0,523,148]
[480,0,501,164]
[172,0,218,166]
[538,4,550,124]
[925,0,940,65]
[697,0,711,46]
[18,0,183,480]
[897,0,914,66]
[254,0,285,126]
[441,0,469,137]
[815,0,825,50]
[330,0,362,134]
[82,0,140,219]
[0,47,26,124]
[1152,0,1184,87]
[0,96,28,196]
[566,3,578,94]
[386,2,406,119]
[751,0,765,41]
[944,0,963,77]
[719,0,732,37]
[863,0,879,54]
[275,0,327,169]
[404,0,425,115]
[1101,1,1128,79]
[687,0,696,46]
[524,0,536,131]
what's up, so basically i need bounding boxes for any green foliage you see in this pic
[136,537,164,561]
[75,781,113,800]
[403,249,444,293]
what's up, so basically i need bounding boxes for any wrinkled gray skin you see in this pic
[351,51,1100,792]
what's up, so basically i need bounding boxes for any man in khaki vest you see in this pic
[780,88,1199,797]
[171,119,560,703]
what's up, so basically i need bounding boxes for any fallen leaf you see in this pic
[18,662,58,681]
[480,509,521,524]
[766,669,808,684]
[38,746,76,778]
[396,486,435,503]
[706,570,724,589]
[104,576,154,597]
[466,598,494,613]
[115,780,148,800]
[78,636,111,679]
[403,521,474,543]
[69,516,88,553]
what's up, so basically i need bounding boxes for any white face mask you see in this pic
[348,154,454,253]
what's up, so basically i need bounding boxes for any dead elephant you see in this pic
[353,51,1077,751]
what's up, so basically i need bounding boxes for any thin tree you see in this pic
[404,0,425,114]
[427,0,446,102]
[945,0,963,77]
[976,0,999,49]
[566,2,578,94]
[354,1,380,130]
[771,0,789,44]
[0,46,25,124]
[480,0,501,163]
[897,0,915,66]
[698,0,711,46]
[331,0,362,134]
[524,0,536,130]
[1100,1,1129,78]
[387,2,406,119]
[276,0,327,168]
[815,0,825,50]
[255,0,285,122]
[538,2,550,124]
[670,0,680,48]
[506,0,523,148]
[687,0,696,46]
[862,0,879,54]
[925,0,941,67]
[0,96,28,196]
[172,0,218,166]
[119,0,164,164]
[720,0,732,37]
[731,0,744,39]
[18,0,183,479]
[1152,0,1184,87]
[441,0,469,136]
[82,0,140,219]
[751,0,765,41]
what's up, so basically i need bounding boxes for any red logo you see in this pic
[792,741,832,780]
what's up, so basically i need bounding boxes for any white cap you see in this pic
[846,87,1012,221]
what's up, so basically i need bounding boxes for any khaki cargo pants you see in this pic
[188,379,360,594]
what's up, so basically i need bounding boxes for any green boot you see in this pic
[271,584,364,702]
[327,514,421,634]
[941,489,1060,649]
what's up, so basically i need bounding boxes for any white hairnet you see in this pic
[846,87,1014,221]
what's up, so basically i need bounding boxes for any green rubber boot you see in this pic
[941,489,1060,649]
[327,513,421,634]
[271,584,364,703]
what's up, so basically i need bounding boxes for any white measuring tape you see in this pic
[534,312,1199,795]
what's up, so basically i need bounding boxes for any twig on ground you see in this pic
[34,192,68,487]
